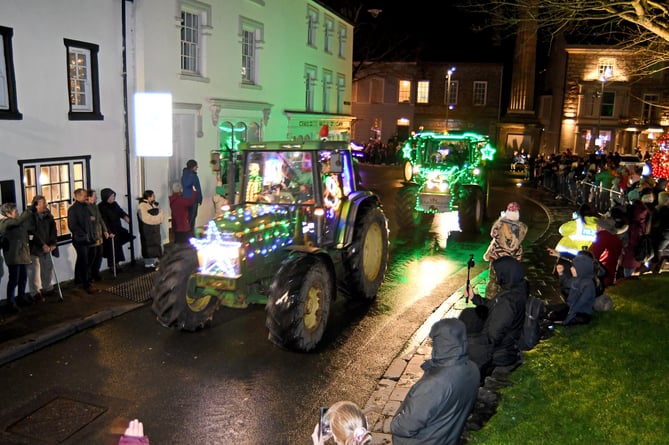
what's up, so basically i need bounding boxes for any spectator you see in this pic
[137,190,164,269]
[620,193,651,277]
[545,252,597,326]
[650,191,669,269]
[0,202,35,311]
[118,418,149,445]
[68,188,99,294]
[462,256,528,380]
[588,216,624,287]
[87,189,109,282]
[99,188,132,273]
[311,401,372,445]
[390,318,479,445]
[181,159,202,231]
[26,195,58,302]
[169,182,198,243]
[482,201,528,299]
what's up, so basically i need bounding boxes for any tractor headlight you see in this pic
[424,171,450,193]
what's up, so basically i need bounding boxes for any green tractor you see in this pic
[396,131,496,237]
[152,141,389,352]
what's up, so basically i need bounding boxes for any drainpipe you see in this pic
[122,0,135,263]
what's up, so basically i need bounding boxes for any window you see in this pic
[416,81,429,104]
[336,74,345,114]
[307,7,319,47]
[240,18,263,85]
[337,24,347,58]
[642,94,659,124]
[19,157,90,240]
[598,61,614,79]
[371,78,383,104]
[0,26,21,120]
[324,17,334,53]
[322,69,332,113]
[473,81,487,106]
[180,1,211,79]
[305,65,317,112]
[398,80,411,103]
[600,91,615,118]
[445,80,458,106]
[65,39,103,120]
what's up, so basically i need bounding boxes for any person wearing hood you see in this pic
[462,256,529,379]
[390,318,479,445]
[545,251,597,326]
[180,159,202,232]
[98,188,132,272]
[483,202,528,299]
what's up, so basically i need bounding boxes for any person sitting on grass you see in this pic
[462,256,529,381]
[545,251,596,326]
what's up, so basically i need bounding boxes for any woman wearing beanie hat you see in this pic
[483,201,528,299]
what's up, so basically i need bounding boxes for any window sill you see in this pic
[240,82,262,91]
[68,111,104,121]
[179,73,211,83]
[0,110,23,120]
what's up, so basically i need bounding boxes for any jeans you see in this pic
[7,264,28,303]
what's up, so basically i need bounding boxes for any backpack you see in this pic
[518,296,545,351]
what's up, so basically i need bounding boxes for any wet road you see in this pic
[0,166,549,445]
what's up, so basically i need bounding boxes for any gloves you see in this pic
[148,208,160,216]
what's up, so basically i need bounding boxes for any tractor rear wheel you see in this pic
[151,244,220,331]
[345,206,389,301]
[266,255,333,351]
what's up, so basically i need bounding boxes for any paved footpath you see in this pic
[364,185,577,444]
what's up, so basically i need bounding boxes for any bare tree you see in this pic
[463,0,669,75]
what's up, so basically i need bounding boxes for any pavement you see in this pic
[0,182,577,444]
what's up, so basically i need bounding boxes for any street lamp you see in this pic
[593,66,612,151]
[445,67,456,133]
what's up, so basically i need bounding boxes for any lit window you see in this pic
[240,18,263,85]
[445,80,458,105]
[19,157,90,240]
[65,39,102,120]
[336,74,345,114]
[307,7,319,47]
[398,80,411,103]
[0,26,21,120]
[473,81,487,106]
[337,24,346,58]
[322,69,333,113]
[417,81,430,104]
[324,17,334,53]
[305,66,317,112]
[598,61,614,78]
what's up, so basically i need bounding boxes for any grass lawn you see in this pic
[468,273,669,445]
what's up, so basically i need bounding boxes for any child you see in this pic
[546,252,596,325]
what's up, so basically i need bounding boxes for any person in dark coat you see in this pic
[169,182,198,243]
[545,252,597,326]
[621,195,651,277]
[26,195,58,302]
[589,216,624,287]
[137,190,164,269]
[462,256,528,379]
[391,318,480,445]
[0,202,35,311]
[68,188,99,294]
[98,188,132,272]
[180,159,202,231]
[87,189,109,281]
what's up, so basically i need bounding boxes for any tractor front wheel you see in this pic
[151,244,221,331]
[266,255,333,351]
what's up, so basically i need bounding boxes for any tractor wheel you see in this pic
[151,244,220,331]
[459,185,484,233]
[266,255,333,351]
[345,206,389,301]
[396,185,434,231]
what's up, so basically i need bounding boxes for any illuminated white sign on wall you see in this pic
[134,92,173,157]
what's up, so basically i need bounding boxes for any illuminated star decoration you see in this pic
[189,220,241,278]
[481,145,496,161]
